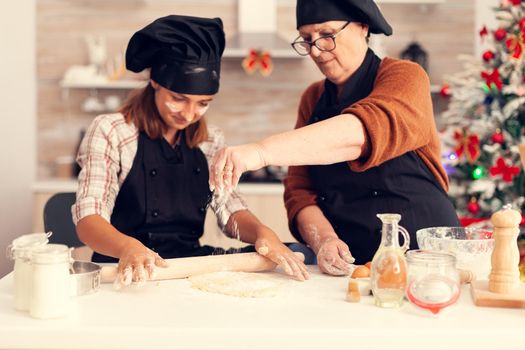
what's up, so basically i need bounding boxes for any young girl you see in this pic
[72,15,308,287]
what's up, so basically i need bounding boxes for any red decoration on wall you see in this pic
[489,157,520,183]
[453,129,481,164]
[242,49,273,76]
[494,28,507,41]
[482,50,495,62]
[481,69,503,91]
[479,26,488,40]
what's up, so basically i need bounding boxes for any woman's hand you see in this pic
[114,238,169,289]
[255,228,310,281]
[316,237,355,276]
[209,143,267,192]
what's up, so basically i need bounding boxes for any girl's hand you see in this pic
[114,238,169,289]
[255,228,310,281]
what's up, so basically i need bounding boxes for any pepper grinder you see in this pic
[488,205,522,294]
[470,205,525,308]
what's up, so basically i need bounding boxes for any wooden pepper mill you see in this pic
[471,205,525,308]
[489,205,522,294]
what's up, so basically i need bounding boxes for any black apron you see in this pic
[308,49,459,264]
[92,131,254,263]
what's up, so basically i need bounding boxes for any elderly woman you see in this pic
[209,0,459,275]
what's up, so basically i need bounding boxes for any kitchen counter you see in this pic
[0,266,523,350]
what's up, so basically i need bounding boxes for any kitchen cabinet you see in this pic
[32,181,295,250]
[0,266,522,350]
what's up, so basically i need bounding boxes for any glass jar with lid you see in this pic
[7,233,50,311]
[29,244,72,319]
[406,250,460,314]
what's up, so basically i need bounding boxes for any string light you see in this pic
[472,166,484,180]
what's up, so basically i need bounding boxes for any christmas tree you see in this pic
[441,0,525,220]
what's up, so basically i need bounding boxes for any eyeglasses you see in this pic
[291,22,350,56]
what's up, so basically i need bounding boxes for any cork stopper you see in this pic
[491,205,522,228]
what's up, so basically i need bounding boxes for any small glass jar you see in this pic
[406,250,460,314]
[29,244,71,319]
[7,233,50,311]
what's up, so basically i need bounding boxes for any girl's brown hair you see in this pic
[119,83,208,148]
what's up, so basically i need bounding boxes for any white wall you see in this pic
[475,0,499,56]
[0,1,36,277]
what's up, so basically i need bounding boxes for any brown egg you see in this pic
[364,261,372,269]
[351,265,370,278]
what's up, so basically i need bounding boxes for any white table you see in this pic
[0,267,523,350]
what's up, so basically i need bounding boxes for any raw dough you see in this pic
[188,271,282,298]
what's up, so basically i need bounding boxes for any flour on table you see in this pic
[188,271,282,298]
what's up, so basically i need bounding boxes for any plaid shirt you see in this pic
[72,113,247,230]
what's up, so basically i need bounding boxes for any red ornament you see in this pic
[440,84,451,97]
[482,50,495,62]
[520,18,525,30]
[489,157,520,183]
[494,28,507,41]
[481,69,503,91]
[479,26,488,40]
[453,129,481,164]
[491,130,504,144]
[242,49,273,76]
[467,198,481,215]
[511,0,522,5]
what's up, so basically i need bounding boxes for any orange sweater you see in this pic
[283,57,448,238]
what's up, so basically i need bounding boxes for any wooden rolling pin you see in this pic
[100,251,304,283]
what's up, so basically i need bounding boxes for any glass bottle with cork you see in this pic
[370,213,410,308]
